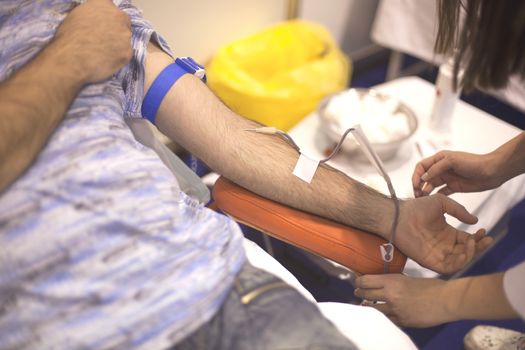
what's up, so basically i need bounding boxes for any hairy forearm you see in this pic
[164,78,393,236]
[490,132,525,182]
[444,273,518,321]
[145,48,395,237]
[0,39,86,192]
[221,116,395,236]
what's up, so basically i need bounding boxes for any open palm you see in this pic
[396,194,492,274]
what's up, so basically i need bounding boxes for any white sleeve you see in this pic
[503,260,525,320]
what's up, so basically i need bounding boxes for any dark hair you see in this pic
[435,0,525,91]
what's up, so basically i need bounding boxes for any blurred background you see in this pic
[134,0,379,65]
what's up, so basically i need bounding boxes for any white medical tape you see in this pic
[293,153,320,184]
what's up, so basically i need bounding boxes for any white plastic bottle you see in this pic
[428,57,464,134]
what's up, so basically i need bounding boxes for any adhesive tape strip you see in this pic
[293,153,320,184]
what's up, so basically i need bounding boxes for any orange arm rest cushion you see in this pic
[212,176,406,274]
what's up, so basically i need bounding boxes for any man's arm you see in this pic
[145,44,489,273]
[145,44,394,234]
[0,0,131,192]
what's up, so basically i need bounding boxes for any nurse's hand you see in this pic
[396,194,492,274]
[412,150,503,197]
[54,0,132,84]
[354,274,449,328]
[355,272,517,327]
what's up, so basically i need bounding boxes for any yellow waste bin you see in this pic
[207,20,350,131]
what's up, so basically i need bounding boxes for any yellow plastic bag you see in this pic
[207,20,350,131]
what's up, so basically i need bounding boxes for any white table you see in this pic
[289,77,525,277]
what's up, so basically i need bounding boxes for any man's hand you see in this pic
[412,150,504,197]
[0,0,132,192]
[53,0,132,84]
[396,194,492,274]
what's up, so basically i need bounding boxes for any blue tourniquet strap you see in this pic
[141,63,188,125]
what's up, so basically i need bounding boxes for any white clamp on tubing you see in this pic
[380,243,394,263]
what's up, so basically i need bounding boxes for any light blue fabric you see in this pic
[0,1,245,349]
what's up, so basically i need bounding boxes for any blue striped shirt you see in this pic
[0,1,245,349]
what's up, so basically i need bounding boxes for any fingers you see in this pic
[65,0,132,83]
[476,236,494,254]
[462,229,492,257]
[422,156,453,184]
[361,301,404,325]
[361,300,392,314]
[437,186,454,196]
[472,229,487,241]
[412,162,427,197]
[441,229,489,273]
[354,288,386,302]
[413,151,452,197]
[463,236,476,266]
[354,275,395,303]
[419,181,432,196]
[126,15,132,30]
[473,230,493,254]
[439,195,478,224]
[447,237,475,272]
[355,275,386,289]
[441,248,468,274]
